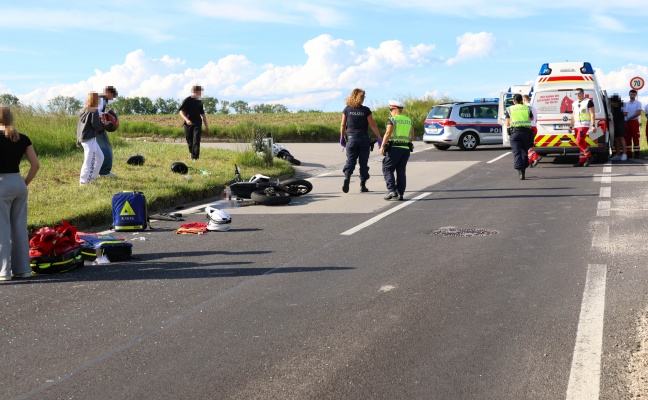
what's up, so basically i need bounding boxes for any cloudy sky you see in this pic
[1,0,647,112]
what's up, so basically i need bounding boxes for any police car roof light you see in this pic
[473,98,498,103]
[580,62,594,74]
[539,63,552,75]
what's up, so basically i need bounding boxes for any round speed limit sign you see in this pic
[630,76,645,90]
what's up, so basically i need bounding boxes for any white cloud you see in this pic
[192,0,348,26]
[16,35,437,110]
[446,32,497,66]
[590,14,628,32]
[596,64,648,100]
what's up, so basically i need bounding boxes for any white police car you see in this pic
[423,99,502,150]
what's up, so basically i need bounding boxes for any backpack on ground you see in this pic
[111,191,150,232]
[77,233,133,262]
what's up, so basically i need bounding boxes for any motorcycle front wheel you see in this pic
[251,189,292,206]
[279,178,313,196]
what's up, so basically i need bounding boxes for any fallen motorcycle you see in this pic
[273,143,301,165]
[226,164,313,206]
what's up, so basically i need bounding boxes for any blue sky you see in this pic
[2,0,647,112]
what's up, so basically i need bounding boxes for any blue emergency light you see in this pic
[473,98,498,103]
[580,62,594,74]
[539,64,552,75]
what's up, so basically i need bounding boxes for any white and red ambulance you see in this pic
[530,62,611,157]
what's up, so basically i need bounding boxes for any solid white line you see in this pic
[566,264,607,400]
[487,152,511,164]
[340,192,431,235]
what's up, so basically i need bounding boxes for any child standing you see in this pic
[77,92,105,185]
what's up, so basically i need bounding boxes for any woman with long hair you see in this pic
[340,88,382,193]
[0,106,40,281]
[77,92,105,185]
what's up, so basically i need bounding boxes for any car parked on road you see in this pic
[422,99,502,150]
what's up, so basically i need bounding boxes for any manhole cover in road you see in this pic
[431,227,498,237]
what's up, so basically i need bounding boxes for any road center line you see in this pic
[599,187,610,198]
[591,221,609,248]
[487,152,511,164]
[340,192,431,235]
[566,264,607,400]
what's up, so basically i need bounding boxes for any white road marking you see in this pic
[566,264,607,400]
[487,152,511,164]
[379,285,396,293]
[341,192,431,235]
[600,176,611,184]
[599,187,611,198]
[596,201,610,217]
[591,222,609,248]
[603,166,611,173]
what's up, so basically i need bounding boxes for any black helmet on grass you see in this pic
[171,162,189,174]
[127,154,145,166]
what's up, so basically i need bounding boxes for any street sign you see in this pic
[630,76,645,90]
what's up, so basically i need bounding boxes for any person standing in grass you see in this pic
[179,85,209,160]
[0,106,40,281]
[97,85,118,178]
[77,92,105,185]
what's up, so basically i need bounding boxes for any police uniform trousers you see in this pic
[343,134,371,183]
[509,128,533,170]
[382,146,410,195]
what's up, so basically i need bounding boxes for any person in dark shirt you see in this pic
[179,85,209,160]
[340,88,382,193]
[609,94,627,161]
[0,106,40,281]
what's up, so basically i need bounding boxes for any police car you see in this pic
[422,99,502,150]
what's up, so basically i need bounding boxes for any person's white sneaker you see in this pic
[100,172,117,178]
[609,154,620,161]
[621,154,628,161]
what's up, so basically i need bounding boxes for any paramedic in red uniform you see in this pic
[568,88,595,167]
[623,89,642,158]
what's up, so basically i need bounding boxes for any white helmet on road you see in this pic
[205,206,232,232]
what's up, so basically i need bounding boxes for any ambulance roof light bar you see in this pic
[473,98,499,103]
[539,62,594,76]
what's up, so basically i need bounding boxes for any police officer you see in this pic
[505,93,534,180]
[380,100,414,200]
[340,88,383,193]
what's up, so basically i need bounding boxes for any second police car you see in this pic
[422,99,502,150]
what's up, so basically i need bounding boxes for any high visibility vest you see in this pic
[507,104,532,128]
[389,115,413,149]
[573,100,594,127]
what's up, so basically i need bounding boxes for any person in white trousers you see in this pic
[77,92,105,185]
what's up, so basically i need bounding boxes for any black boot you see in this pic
[342,176,350,193]
[360,182,369,192]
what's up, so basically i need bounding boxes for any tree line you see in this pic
[0,93,292,115]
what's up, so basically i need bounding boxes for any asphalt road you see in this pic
[2,142,647,399]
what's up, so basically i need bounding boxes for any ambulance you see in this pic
[498,85,533,147]
[529,62,611,157]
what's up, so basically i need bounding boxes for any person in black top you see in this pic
[609,94,627,161]
[97,85,118,177]
[179,85,209,160]
[0,106,40,281]
[340,88,382,193]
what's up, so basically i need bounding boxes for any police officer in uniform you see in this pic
[380,100,414,200]
[505,93,534,180]
[340,88,383,193]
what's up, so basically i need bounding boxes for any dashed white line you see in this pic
[566,264,607,400]
[487,152,511,164]
[591,221,609,247]
[599,187,611,198]
[341,192,431,235]
[596,201,610,217]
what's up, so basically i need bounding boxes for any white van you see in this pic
[530,62,611,157]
